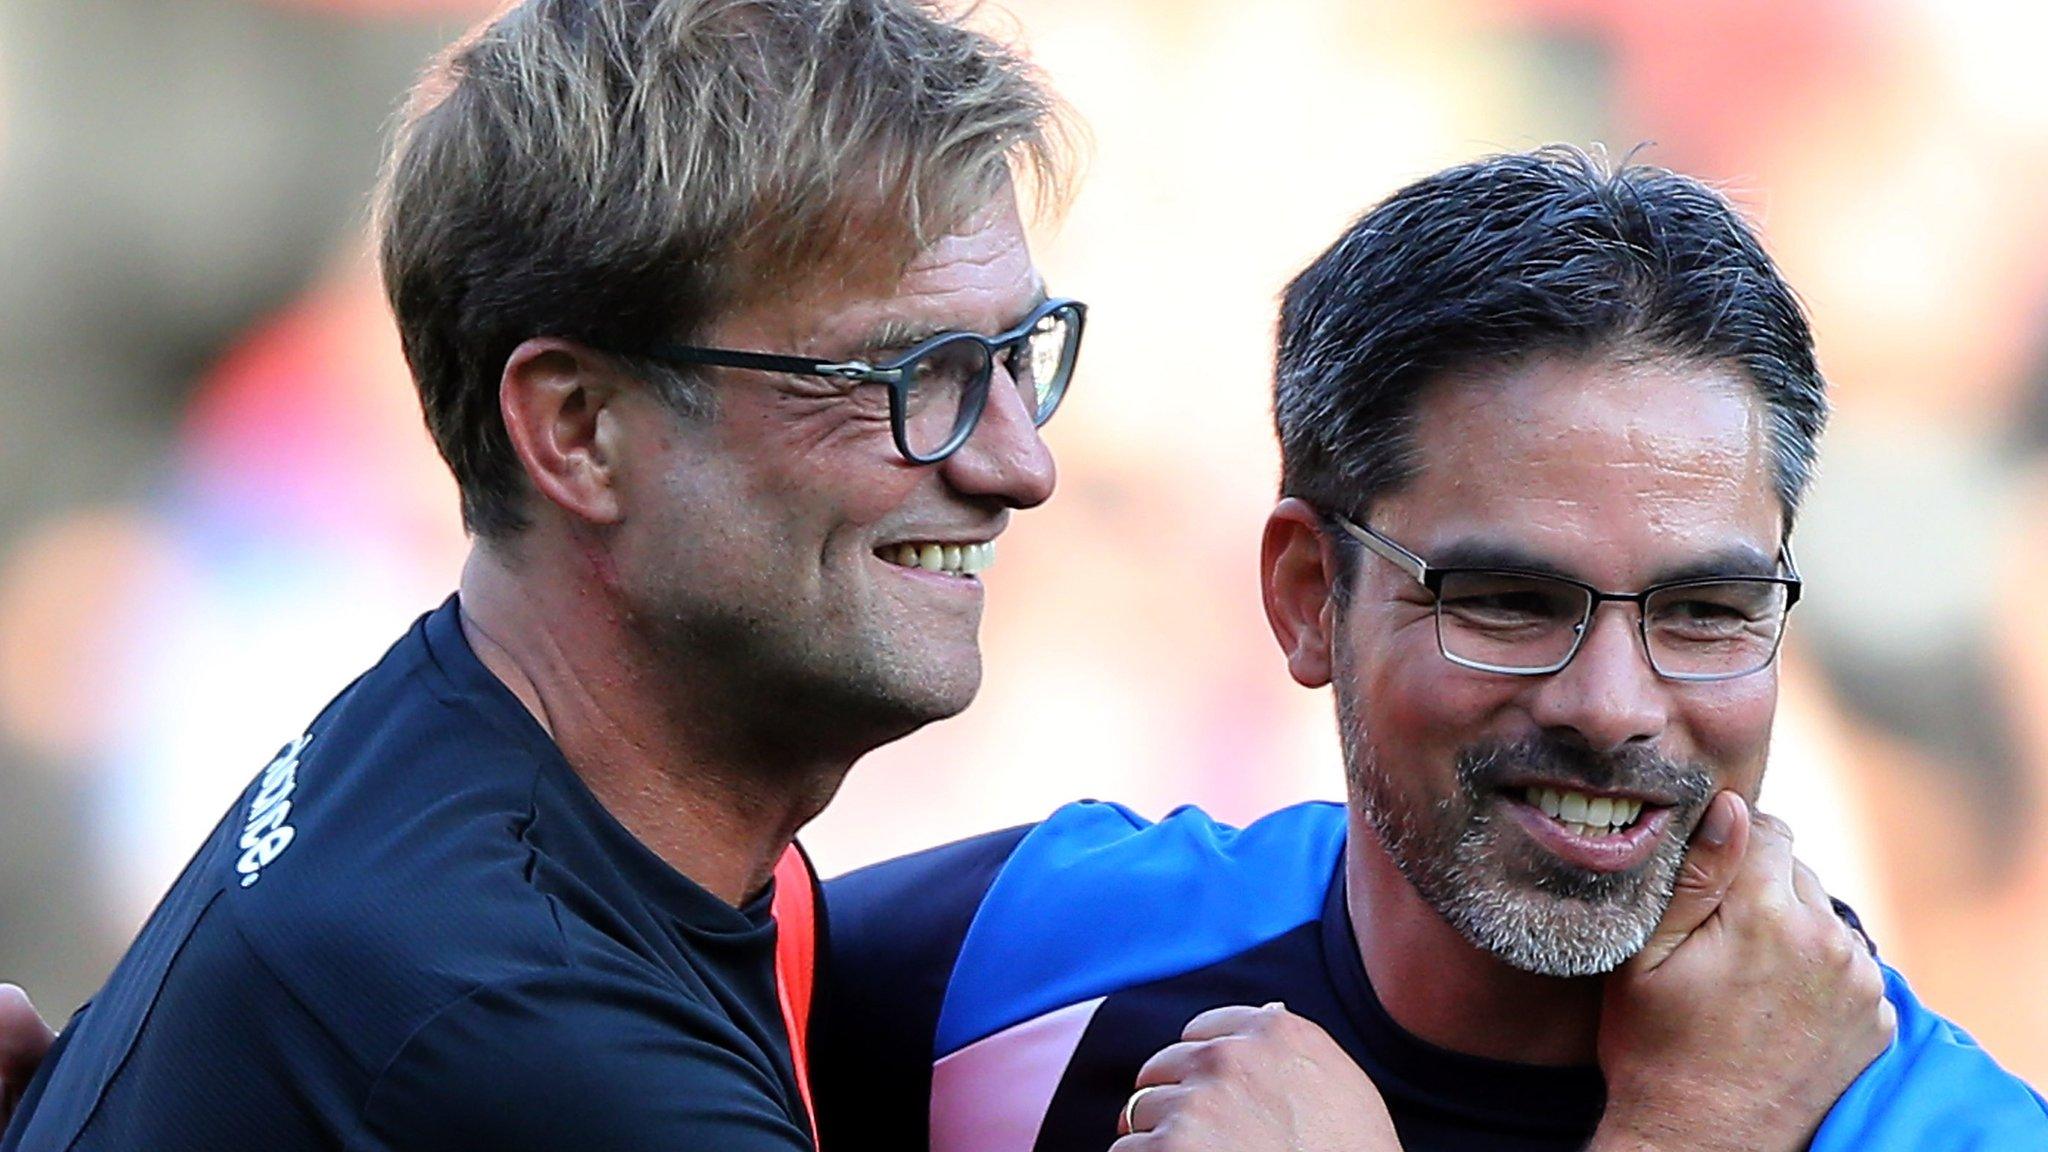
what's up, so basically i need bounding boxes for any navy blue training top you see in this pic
[1,597,813,1152]
[813,801,1608,1152]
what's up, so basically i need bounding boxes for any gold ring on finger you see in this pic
[1120,1084,1162,1134]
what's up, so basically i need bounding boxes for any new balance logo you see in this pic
[237,732,310,887]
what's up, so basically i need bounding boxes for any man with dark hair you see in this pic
[813,147,2045,1151]
[0,0,1078,1148]
[0,30,1988,1152]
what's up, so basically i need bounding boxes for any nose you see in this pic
[1523,603,1670,755]
[938,363,1057,509]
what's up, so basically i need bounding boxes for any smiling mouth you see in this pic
[877,540,994,577]
[1520,785,1650,838]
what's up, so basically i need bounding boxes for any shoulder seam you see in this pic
[222,904,381,1079]
[345,975,532,1152]
[344,967,503,1147]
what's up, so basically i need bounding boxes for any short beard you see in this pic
[1341,701,1713,976]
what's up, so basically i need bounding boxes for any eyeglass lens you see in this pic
[898,305,1080,460]
[1433,571,1791,678]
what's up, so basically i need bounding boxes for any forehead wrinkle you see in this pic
[738,200,1039,357]
[1417,356,1767,483]
[1418,534,1777,588]
[849,281,1050,355]
[1383,355,1783,579]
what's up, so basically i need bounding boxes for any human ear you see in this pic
[498,338,628,527]
[1262,497,1341,689]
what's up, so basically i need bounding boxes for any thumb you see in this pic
[1630,791,1750,973]
[0,983,55,1097]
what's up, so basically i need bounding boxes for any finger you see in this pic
[1630,790,1749,971]
[0,984,53,1084]
[1179,1002,1276,1042]
[1134,1040,1203,1088]
[1115,1083,1178,1137]
[1732,809,1799,906]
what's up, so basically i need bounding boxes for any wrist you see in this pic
[1588,1095,1724,1152]
[1588,1100,1810,1152]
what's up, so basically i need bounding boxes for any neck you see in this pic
[457,540,848,905]
[1345,811,1604,1066]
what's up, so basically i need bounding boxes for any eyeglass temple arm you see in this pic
[1777,540,1803,608]
[1334,516,1430,584]
[648,344,903,384]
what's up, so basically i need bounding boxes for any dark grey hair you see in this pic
[1275,145,1827,535]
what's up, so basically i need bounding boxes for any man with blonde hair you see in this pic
[0,8,1946,1152]
[1,1,1080,1148]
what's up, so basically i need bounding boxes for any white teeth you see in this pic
[1522,786,1644,835]
[1585,796,1613,828]
[881,540,995,577]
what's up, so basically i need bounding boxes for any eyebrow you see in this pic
[854,287,1052,357]
[1425,539,1784,585]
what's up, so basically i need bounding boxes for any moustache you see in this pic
[1454,736,1715,811]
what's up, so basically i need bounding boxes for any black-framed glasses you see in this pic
[641,297,1086,464]
[1331,514,1802,682]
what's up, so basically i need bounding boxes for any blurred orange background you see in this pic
[1,0,2043,1085]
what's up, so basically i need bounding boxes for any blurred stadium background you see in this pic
[2,0,2045,1083]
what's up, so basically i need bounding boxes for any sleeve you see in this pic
[811,824,1033,1152]
[1809,965,2048,1151]
[354,975,812,1152]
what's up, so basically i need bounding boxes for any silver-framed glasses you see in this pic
[1332,514,1801,682]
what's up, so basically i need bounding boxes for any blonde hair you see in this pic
[378,0,1071,537]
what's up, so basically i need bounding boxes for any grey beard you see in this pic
[1341,701,1712,977]
[1416,805,1689,976]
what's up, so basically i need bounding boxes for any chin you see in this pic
[1453,887,1665,978]
[1428,843,1685,978]
[898,664,984,726]
[839,650,983,741]
[884,631,983,705]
